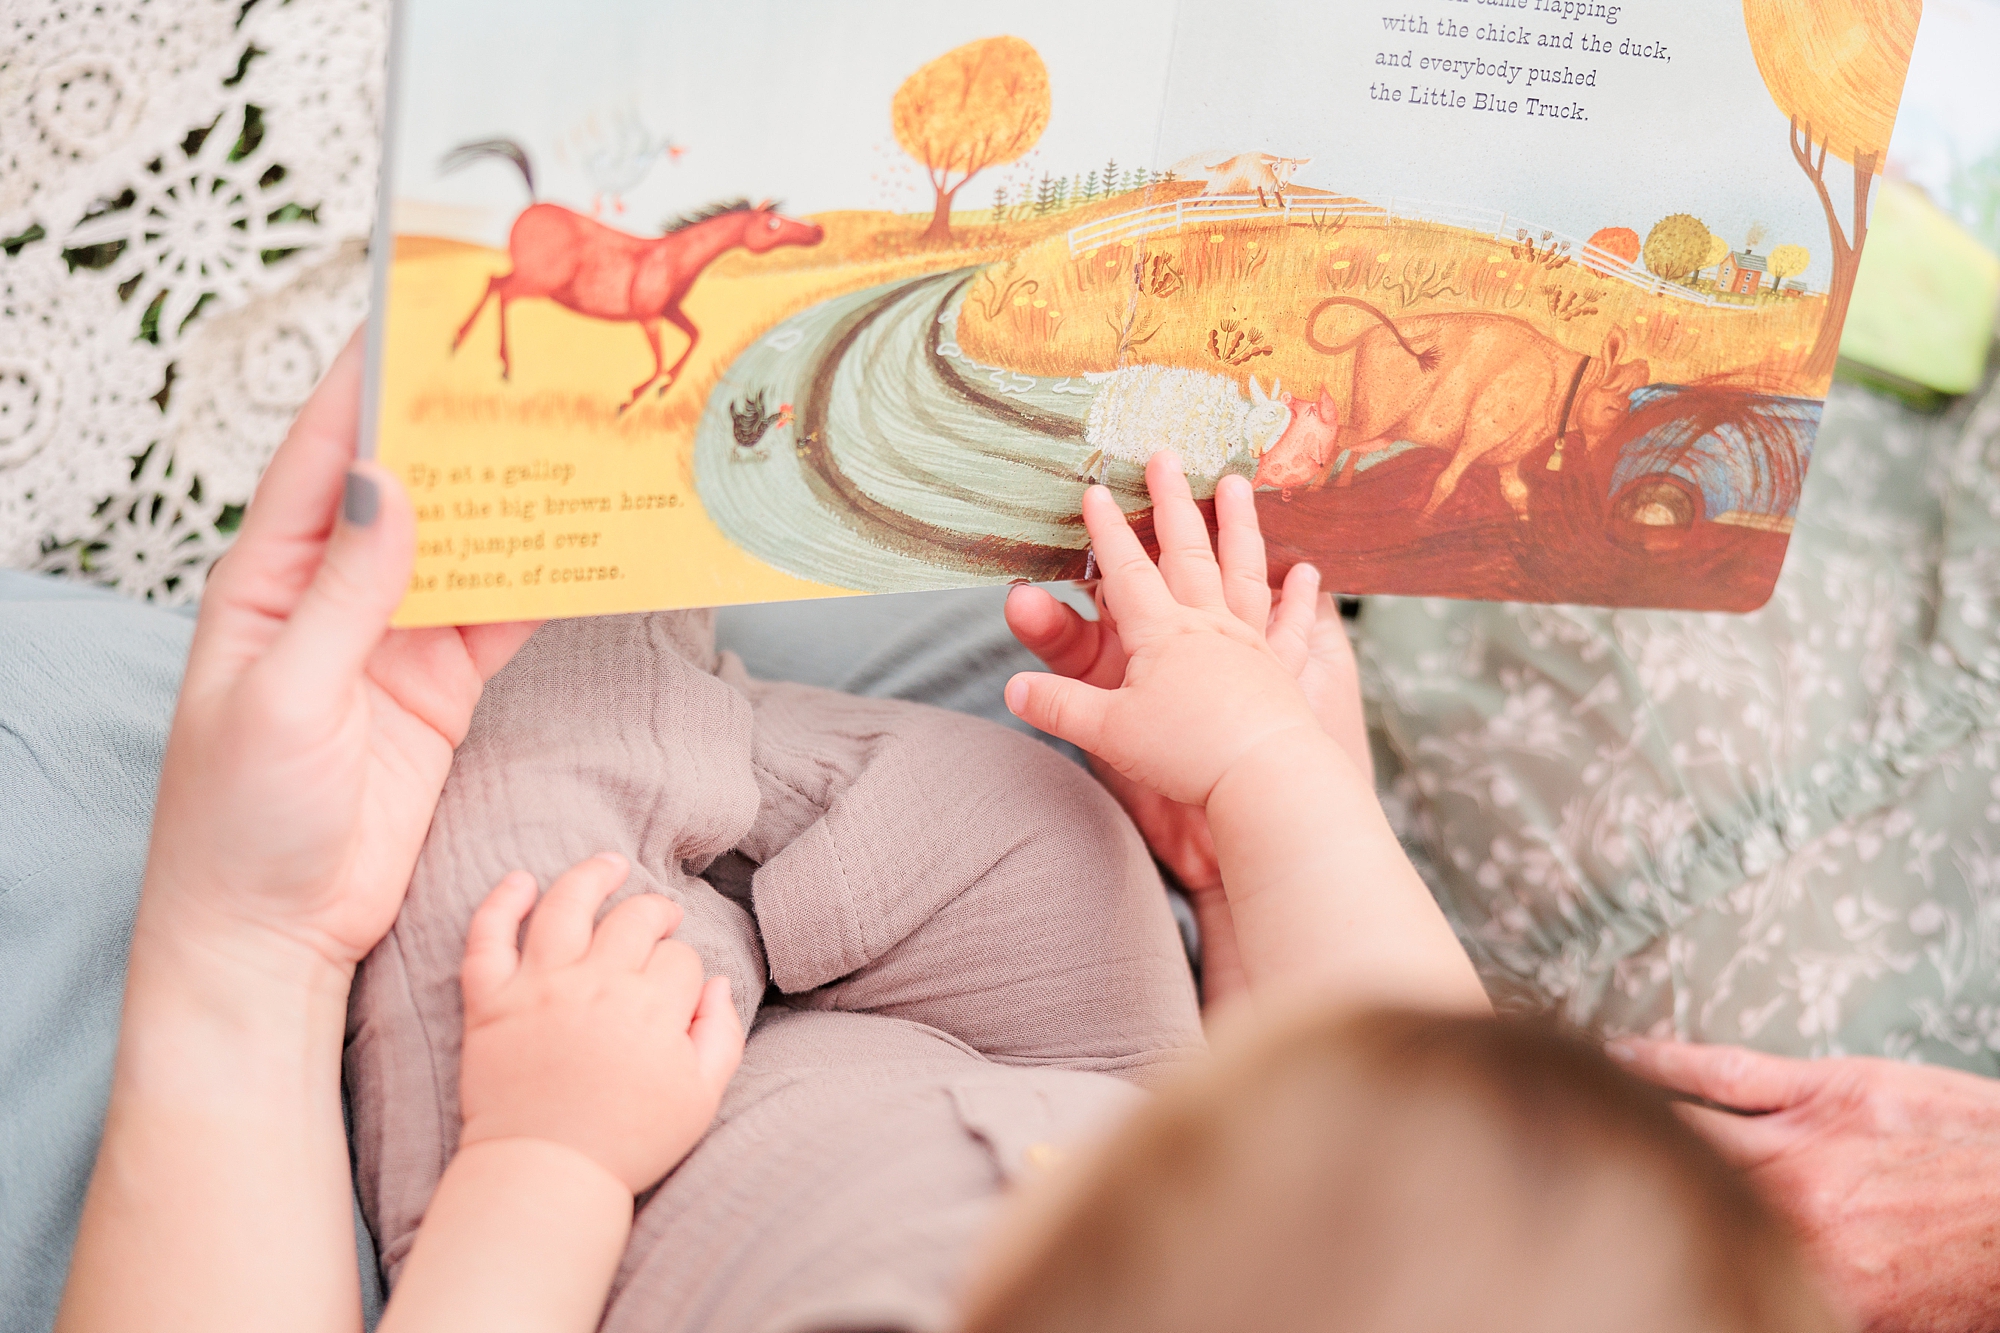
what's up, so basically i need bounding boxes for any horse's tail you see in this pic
[1305,296,1439,371]
[439,138,535,199]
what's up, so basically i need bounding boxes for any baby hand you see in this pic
[1006,529,1368,894]
[1004,455,1326,810]
[457,855,744,1195]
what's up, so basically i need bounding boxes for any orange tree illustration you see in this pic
[1586,226,1640,272]
[1742,0,1921,379]
[892,36,1051,245]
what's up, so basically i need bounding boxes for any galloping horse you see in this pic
[441,139,824,412]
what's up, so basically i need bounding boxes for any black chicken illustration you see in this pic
[729,390,792,456]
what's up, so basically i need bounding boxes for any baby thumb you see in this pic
[1004,671,1108,754]
[262,462,416,700]
[690,976,745,1094]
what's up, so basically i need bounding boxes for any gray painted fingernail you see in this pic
[343,471,379,527]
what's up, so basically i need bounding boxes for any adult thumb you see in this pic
[260,462,415,701]
[1005,670,1109,754]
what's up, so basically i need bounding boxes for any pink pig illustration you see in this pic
[1252,386,1341,498]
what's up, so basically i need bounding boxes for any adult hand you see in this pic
[144,331,538,977]
[63,331,540,1333]
[1005,505,1369,895]
[1613,1038,2000,1333]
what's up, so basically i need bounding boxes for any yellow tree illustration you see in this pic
[892,36,1051,245]
[1644,214,1711,287]
[1766,243,1810,288]
[1742,0,1921,379]
[1701,231,1730,280]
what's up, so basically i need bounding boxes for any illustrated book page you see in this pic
[364,0,1919,626]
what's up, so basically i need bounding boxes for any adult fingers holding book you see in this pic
[202,330,374,660]
[67,328,547,1333]
[145,327,534,975]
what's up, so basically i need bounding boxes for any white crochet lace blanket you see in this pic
[1,0,385,601]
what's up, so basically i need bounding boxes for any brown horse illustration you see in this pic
[441,139,824,412]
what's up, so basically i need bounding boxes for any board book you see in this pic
[363,0,1920,627]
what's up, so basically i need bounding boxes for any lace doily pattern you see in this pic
[1,0,386,601]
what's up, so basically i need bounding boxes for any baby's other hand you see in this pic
[1007,540,1368,895]
[1004,456,1325,810]
[457,855,744,1196]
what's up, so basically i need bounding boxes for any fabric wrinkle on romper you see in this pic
[345,610,1206,1333]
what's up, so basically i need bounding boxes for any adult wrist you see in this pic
[122,884,357,1071]
[134,862,361,986]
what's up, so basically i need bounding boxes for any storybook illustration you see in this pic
[366,0,1920,626]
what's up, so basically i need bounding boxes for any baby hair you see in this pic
[962,1009,1839,1333]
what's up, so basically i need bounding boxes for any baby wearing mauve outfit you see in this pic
[345,608,1204,1333]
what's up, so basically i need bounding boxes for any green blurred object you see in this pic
[1838,178,2000,404]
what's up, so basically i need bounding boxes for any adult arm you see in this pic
[57,335,537,1333]
[1613,1038,2000,1333]
[1005,459,1485,1017]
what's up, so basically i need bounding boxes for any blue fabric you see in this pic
[717,585,1055,739]
[716,584,1093,771]
[0,572,383,1333]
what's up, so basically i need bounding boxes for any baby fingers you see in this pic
[1213,473,1272,630]
[461,871,537,1000]
[1080,485,1176,634]
[688,976,746,1094]
[1004,670,1112,756]
[521,853,630,968]
[643,938,708,1027]
[588,890,685,971]
[1266,564,1323,676]
[1145,453,1227,612]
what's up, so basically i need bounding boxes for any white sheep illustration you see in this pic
[1079,367,1291,482]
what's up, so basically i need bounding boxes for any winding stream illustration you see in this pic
[694,270,1155,591]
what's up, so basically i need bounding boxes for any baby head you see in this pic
[962,1009,1838,1333]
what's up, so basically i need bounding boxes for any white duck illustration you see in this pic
[561,103,684,216]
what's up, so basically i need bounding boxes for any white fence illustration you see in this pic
[1065,193,1783,313]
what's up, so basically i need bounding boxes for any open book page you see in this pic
[366,0,1917,627]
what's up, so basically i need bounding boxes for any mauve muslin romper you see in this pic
[345,610,1206,1333]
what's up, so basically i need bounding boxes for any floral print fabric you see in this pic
[1360,375,2000,1071]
